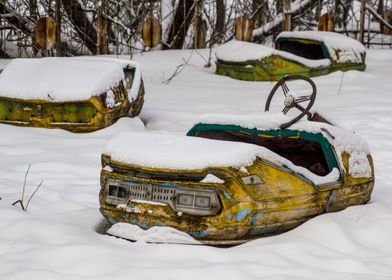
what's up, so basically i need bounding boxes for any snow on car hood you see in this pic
[277,31,366,64]
[103,131,340,185]
[74,57,142,102]
[0,57,137,102]
[216,40,331,68]
[195,113,372,178]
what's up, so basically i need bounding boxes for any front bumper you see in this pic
[0,96,129,132]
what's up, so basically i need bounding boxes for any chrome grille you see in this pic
[105,179,221,216]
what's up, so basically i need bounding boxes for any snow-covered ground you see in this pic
[1,48,392,279]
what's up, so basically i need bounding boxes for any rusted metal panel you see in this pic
[99,151,374,244]
[216,52,365,82]
[0,72,145,133]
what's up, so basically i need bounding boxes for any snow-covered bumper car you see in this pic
[99,76,374,245]
[216,31,366,81]
[0,57,144,132]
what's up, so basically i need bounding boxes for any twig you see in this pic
[12,164,43,212]
[162,51,193,84]
[338,72,345,96]
[25,180,43,211]
[22,164,31,205]
[12,200,25,211]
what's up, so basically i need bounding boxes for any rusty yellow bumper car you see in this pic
[0,57,144,132]
[216,31,366,81]
[99,76,374,245]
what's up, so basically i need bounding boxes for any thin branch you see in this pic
[25,180,43,211]
[22,164,31,203]
[162,51,193,84]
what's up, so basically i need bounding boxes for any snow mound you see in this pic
[195,113,372,178]
[216,40,274,62]
[103,131,340,185]
[0,57,127,101]
[107,222,200,244]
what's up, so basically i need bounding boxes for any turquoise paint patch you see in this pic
[236,209,252,221]
[249,212,264,226]
[191,231,210,237]
[159,182,178,188]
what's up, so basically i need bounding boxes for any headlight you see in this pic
[175,189,219,216]
[177,194,194,206]
[194,196,210,208]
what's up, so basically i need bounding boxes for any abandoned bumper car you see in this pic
[216,31,366,81]
[0,57,144,132]
[100,76,374,245]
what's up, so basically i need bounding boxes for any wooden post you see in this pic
[358,0,366,44]
[282,0,291,31]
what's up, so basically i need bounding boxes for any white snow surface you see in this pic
[216,40,274,62]
[216,40,331,68]
[0,57,141,102]
[1,48,392,280]
[107,222,200,244]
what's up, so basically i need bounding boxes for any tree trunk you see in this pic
[214,0,225,43]
[30,0,38,56]
[282,0,291,31]
[358,0,366,44]
[97,0,108,55]
[61,0,97,54]
[55,0,62,56]
[164,0,196,49]
[253,0,319,42]
[252,0,264,28]
[378,0,384,31]
[193,0,204,48]
[315,0,322,20]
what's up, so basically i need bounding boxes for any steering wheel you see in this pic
[265,75,317,129]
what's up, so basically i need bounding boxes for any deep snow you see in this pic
[0,48,392,280]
